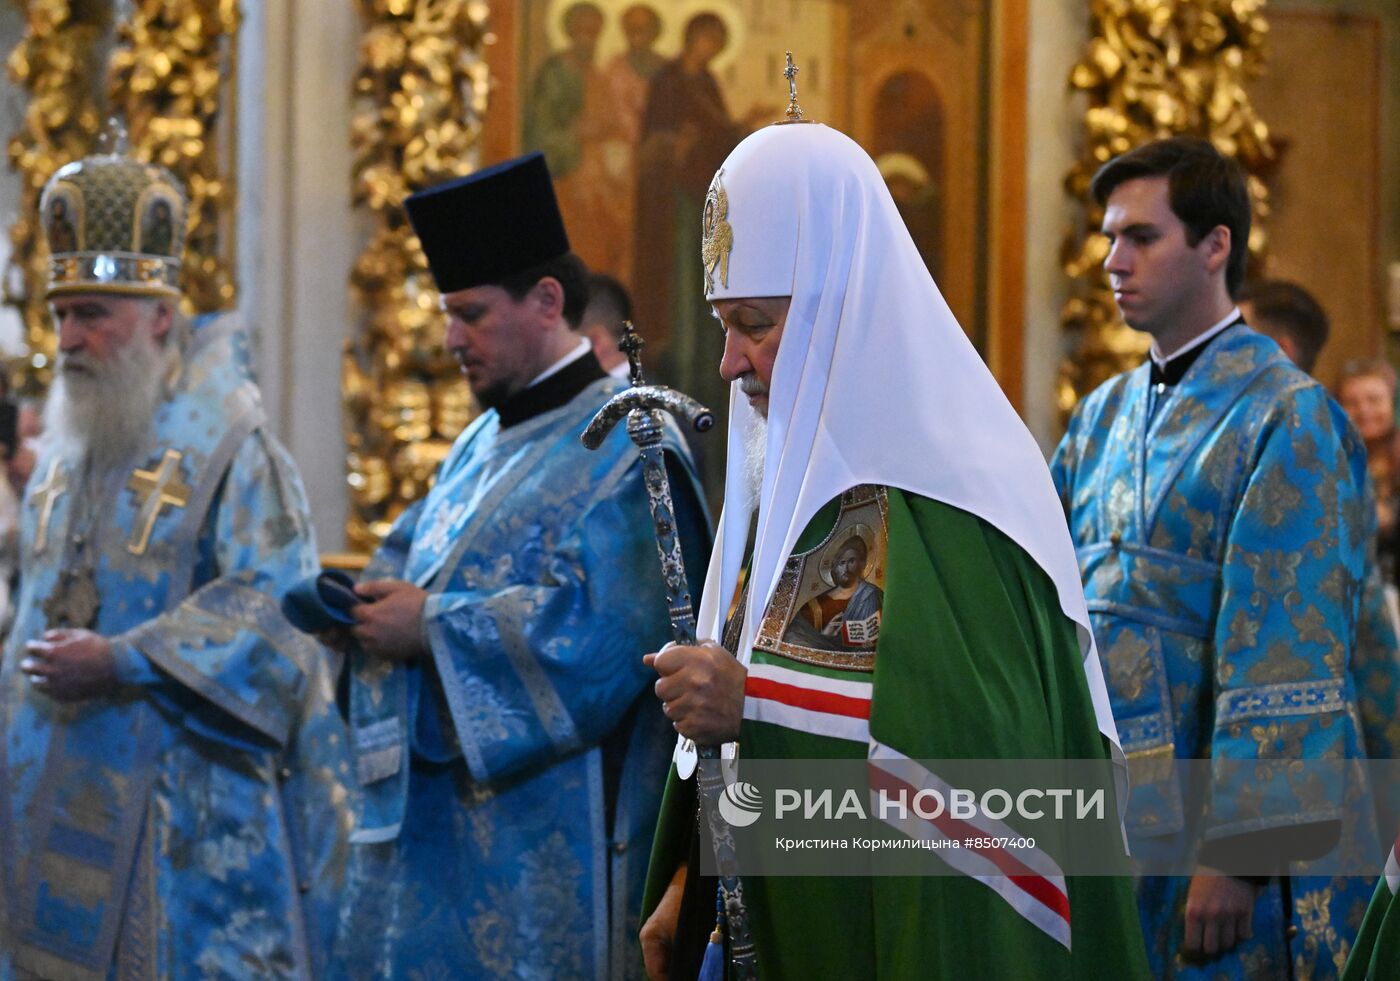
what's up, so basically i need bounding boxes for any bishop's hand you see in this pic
[645,641,746,745]
[22,628,117,701]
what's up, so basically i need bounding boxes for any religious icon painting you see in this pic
[755,484,889,672]
[134,184,180,257]
[44,183,83,255]
[496,2,1015,518]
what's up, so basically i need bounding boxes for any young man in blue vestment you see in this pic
[1053,137,1383,979]
[0,152,353,978]
[333,152,709,980]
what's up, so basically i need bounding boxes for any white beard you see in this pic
[44,324,174,475]
[740,408,767,515]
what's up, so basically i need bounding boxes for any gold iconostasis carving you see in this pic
[108,0,241,315]
[343,0,490,551]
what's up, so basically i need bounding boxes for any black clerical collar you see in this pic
[1148,315,1244,387]
[496,350,607,428]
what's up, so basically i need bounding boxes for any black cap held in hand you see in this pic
[404,152,572,294]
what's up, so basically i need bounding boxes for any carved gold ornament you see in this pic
[1058,0,1275,417]
[343,0,491,551]
[107,0,241,314]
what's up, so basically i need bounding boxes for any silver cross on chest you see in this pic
[126,449,193,556]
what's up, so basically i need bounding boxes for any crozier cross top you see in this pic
[127,449,192,556]
[619,321,647,386]
[31,459,67,554]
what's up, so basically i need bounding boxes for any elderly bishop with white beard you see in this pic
[0,151,353,979]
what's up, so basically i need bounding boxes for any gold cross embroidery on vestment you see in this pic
[126,449,193,555]
[31,459,68,555]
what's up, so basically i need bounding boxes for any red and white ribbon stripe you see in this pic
[742,659,872,744]
[867,741,1072,950]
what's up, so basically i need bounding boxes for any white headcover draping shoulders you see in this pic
[687,122,1124,790]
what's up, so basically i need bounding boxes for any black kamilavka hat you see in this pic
[404,152,571,294]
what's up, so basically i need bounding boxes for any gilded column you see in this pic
[343,0,490,550]
[107,0,241,314]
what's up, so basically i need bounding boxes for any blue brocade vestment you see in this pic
[1052,324,1385,980]
[0,317,354,980]
[337,372,709,981]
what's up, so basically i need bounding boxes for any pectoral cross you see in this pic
[31,459,67,555]
[126,449,192,555]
